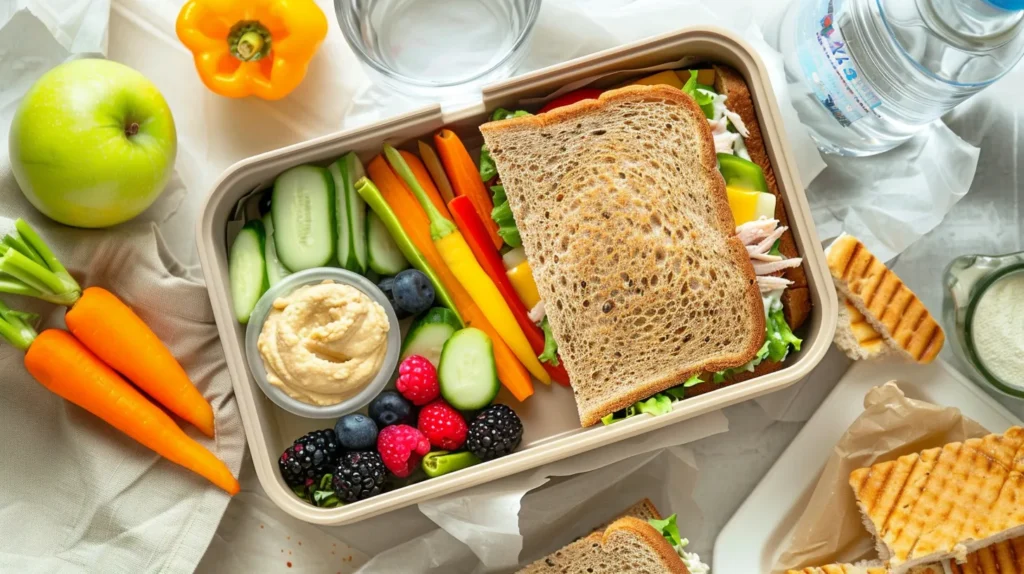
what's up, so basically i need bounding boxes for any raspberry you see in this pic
[396,355,440,406]
[377,424,431,478]
[417,400,468,450]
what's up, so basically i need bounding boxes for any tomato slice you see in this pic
[538,88,604,114]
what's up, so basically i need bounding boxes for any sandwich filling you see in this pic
[648,514,711,574]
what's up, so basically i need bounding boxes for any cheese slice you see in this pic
[727,187,776,227]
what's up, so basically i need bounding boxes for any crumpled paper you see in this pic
[772,382,989,572]
[359,443,711,574]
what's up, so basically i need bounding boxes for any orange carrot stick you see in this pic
[24,329,239,494]
[366,156,534,401]
[434,129,503,250]
[65,287,216,438]
[398,150,451,221]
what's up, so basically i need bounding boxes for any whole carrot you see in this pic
[0,303,238,495]
[0,219,216,437]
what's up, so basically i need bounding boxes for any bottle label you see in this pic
[797,0,882,127]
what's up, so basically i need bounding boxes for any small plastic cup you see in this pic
[244,268,401,419]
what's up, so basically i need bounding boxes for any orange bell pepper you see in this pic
[176,0,327,100]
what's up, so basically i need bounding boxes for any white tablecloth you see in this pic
[9,0,1024,571]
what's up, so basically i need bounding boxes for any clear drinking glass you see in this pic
[335,0,542,98]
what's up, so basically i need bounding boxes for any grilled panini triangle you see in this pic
[480,85,764,427]
[849,426,1024,574]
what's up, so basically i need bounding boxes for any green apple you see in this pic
[9,59,177,228]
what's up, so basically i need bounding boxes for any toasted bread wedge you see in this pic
[786,564,887,574]
[948,536,1024,574]
[826,234,944,363]
[834,297,888,360]
[519,516,689,574]
[591,498,662,534]
[850,427,1024,574]
[481,85,764,427]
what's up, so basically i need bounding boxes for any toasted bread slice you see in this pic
[518,516,689,574]
[835,297,888,360]
[591,498,662,534]
[481,85,764,427]
[826,234,944,363]
[948,536,1024,574]
[849,427,1024,574]
[713,64,811,332]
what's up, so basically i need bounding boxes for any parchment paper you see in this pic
[772,382,989,573]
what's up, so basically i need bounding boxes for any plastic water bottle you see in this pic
[772,0,1024,156]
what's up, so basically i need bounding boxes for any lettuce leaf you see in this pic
[600,375,701,425]
[681,70,716,119]
[767,307,802,362]
[490,185,522,248]
[648,514,682,547]
[479,109,531,182]
[539,317,559,366]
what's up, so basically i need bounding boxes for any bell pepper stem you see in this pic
[228,21,272,62]
[383,145,457,240]
[0,299,38,351]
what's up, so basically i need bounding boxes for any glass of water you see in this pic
[336,0,542,97]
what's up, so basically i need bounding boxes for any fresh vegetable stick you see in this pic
[364,158,534,401]
[385,145,551,385]
[65,287,217,438]
[353,177,460,317]
[434,129,503,250]
[448,196,570,386]
[0,219,217,437]
[418,141,455,203]
[22,329,239,495]
[398,150,451,221]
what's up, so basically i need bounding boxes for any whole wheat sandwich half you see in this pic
[480,84,764,426]
[518,498,707,574]
[849,426,1024,574]
[826,233,944,363]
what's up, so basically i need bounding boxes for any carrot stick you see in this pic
[366,156,534,401]
[448,196,571,386]
[434,129,503,250]
[23,329,239,494]
[65,287,216,438]
[398,150,451,221]
[418,141,455,204]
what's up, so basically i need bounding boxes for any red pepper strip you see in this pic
[447,196,571,386]
[538,88,604,114]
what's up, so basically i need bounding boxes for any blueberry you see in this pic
[392,270,435,316]
[334,414,379,451]
[377,276,410,319]
[368,391,414,428]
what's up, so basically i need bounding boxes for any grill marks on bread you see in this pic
[480,85,764,427]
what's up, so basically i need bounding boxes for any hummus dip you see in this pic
[258,280,390,406]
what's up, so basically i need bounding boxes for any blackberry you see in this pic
[465,404,523,461]
[278,429,342,488]
[333,451,388,503]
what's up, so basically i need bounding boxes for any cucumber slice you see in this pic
[439,328,500,410]
[401,307,462,366]
[271,165,335,271]
[367,209,409,275]
[261,213,291,286]
[229,220,268,324]
[329,153,368,274]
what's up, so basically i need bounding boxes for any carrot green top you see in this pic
[0,219,81,306]
[0,298,38,351]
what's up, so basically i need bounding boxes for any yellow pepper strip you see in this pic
[176,0,327,100]
[384,146,551,384]
[506,261,541,310]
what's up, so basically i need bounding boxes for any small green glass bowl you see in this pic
[944,251,1024,399]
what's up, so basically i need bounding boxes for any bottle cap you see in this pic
[986,0,1024,10]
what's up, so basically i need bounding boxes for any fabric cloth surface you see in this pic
[0,4,245,573]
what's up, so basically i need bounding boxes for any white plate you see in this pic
[713,356,1023,573]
